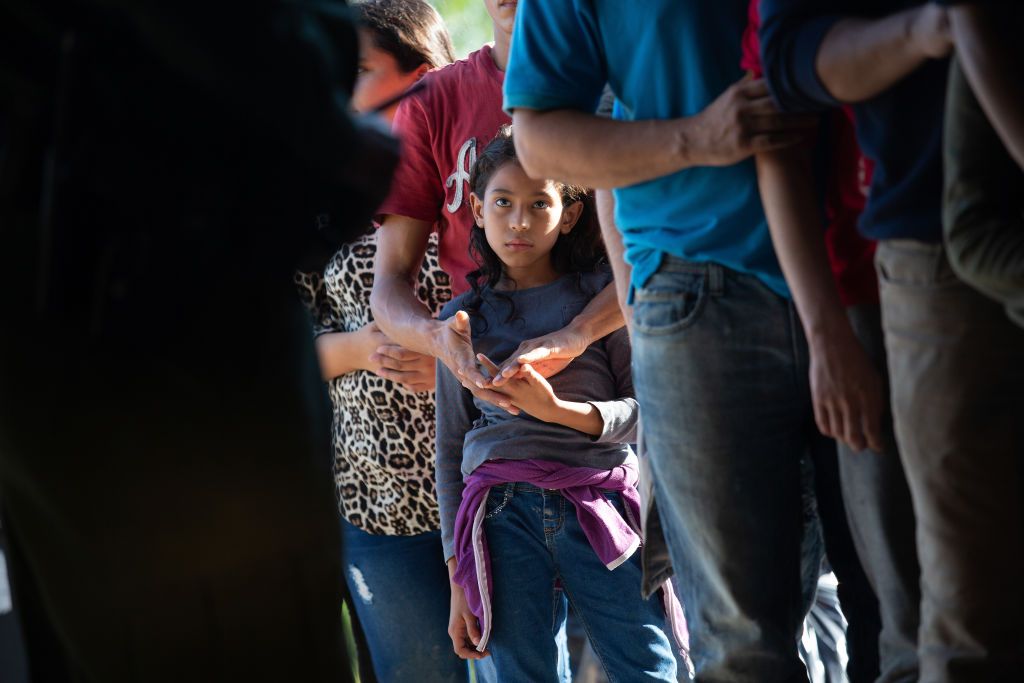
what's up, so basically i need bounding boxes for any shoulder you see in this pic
[412,48,487,102]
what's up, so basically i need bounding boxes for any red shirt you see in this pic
[741,2,878,307]
[377,45,511,296]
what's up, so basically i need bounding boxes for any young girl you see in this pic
[294,2,486,682]
[435,126,691,682]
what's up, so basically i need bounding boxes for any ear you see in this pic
[413,63,431,80]
[559,200,584,234]
[469,192,485,227]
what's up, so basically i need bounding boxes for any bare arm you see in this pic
[314,327,379,380]
[371,216,512,408]
[370,216,438,355]
[511,79,813,188]
[596,189,632,329]
[756,148,883,452]
[490,282,624,384]
[816,4,951,103]
[950,5,1024,169]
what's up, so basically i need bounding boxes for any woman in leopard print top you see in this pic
[294,3,485,682]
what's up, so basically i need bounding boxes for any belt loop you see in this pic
[707,263,724,297]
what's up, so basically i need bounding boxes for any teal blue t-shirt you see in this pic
[503,0,789,298]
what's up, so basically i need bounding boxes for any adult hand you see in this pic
[808,328,885,453]
[369,342,436,393]
[689,77,817,167]
[911,4,952,59]
[490,325,592,387]
[434,311,519,413]
[448,580,490,660]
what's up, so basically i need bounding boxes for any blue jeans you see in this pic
[484,483,677,683]
[632,258,811,682]
[341,519,495,683]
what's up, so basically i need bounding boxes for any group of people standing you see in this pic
[310,1,1024,682]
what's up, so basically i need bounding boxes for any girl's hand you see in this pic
[448,581,490,660]
[435,311,520,414]
[477,355,558,421]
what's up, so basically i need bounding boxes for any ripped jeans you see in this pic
[341,518,495,683]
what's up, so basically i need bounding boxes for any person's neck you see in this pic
[496,263,561,291]
[490,27,511,72]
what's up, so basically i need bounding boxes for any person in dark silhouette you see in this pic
[0,1,396,681]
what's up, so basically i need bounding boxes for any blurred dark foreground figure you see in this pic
[0,1,397,681]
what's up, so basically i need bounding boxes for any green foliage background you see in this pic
[433,0,493,58]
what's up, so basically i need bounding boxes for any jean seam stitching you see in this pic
[559,582,618,683]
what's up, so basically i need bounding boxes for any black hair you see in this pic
[464,125,606,327]
[354,0,456,72]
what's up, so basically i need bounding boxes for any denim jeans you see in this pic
[483,483,677,683]
[835,304,920,683]
[877,240,1024,681]
[631,258,810,682]
[341,519,495,683]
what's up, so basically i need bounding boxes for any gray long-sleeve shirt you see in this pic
[435,270,636,559]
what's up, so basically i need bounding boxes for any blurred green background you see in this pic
[433,0,494,58]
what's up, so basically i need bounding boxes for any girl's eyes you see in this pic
[492,198,551,209]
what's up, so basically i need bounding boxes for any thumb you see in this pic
[464,613,481,646]
[452,310,470,333]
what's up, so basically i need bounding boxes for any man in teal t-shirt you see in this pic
[504,1,822,679]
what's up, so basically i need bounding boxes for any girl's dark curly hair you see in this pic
[464,125,606,327]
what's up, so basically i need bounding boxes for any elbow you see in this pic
[511,109,556,179]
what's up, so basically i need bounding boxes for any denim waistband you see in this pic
[491,482,616,496]
[654,255,725,296]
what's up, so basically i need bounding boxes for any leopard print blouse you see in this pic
[295,230,452,536]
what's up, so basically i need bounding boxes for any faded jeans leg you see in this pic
[836,304,920,683]
[632,259,810,683]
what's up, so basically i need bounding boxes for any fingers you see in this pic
[861,400,885,454]
[837,402,867,453]
[463,383,519,415]
[475,353,501,379]
[374,344,424,363]
[749,132,806,153]
[449,615,488,660]
[737,77,771,98]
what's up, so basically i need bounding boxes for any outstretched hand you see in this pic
[490,326,592,387]
[477,355,558,421]
[434,311,519,414]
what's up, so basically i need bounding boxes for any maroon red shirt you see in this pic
[377,45,511,296]
[742,1,878,307]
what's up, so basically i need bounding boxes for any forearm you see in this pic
[512,109,694,189]
[756,149,849,342]
[567,282,625,349]
[950,5,1024,169]
[816,9,934,103]
[370,273,443,356]
[541,399,604,436]
[314,330,367,380]
[370,219,443,357]
[596,190,632,314]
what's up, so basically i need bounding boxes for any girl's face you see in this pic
[484,0,518,39]
[352,29,427,122]
[470,162,582,289]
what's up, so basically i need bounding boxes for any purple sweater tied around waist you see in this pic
[452,456,692,671]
